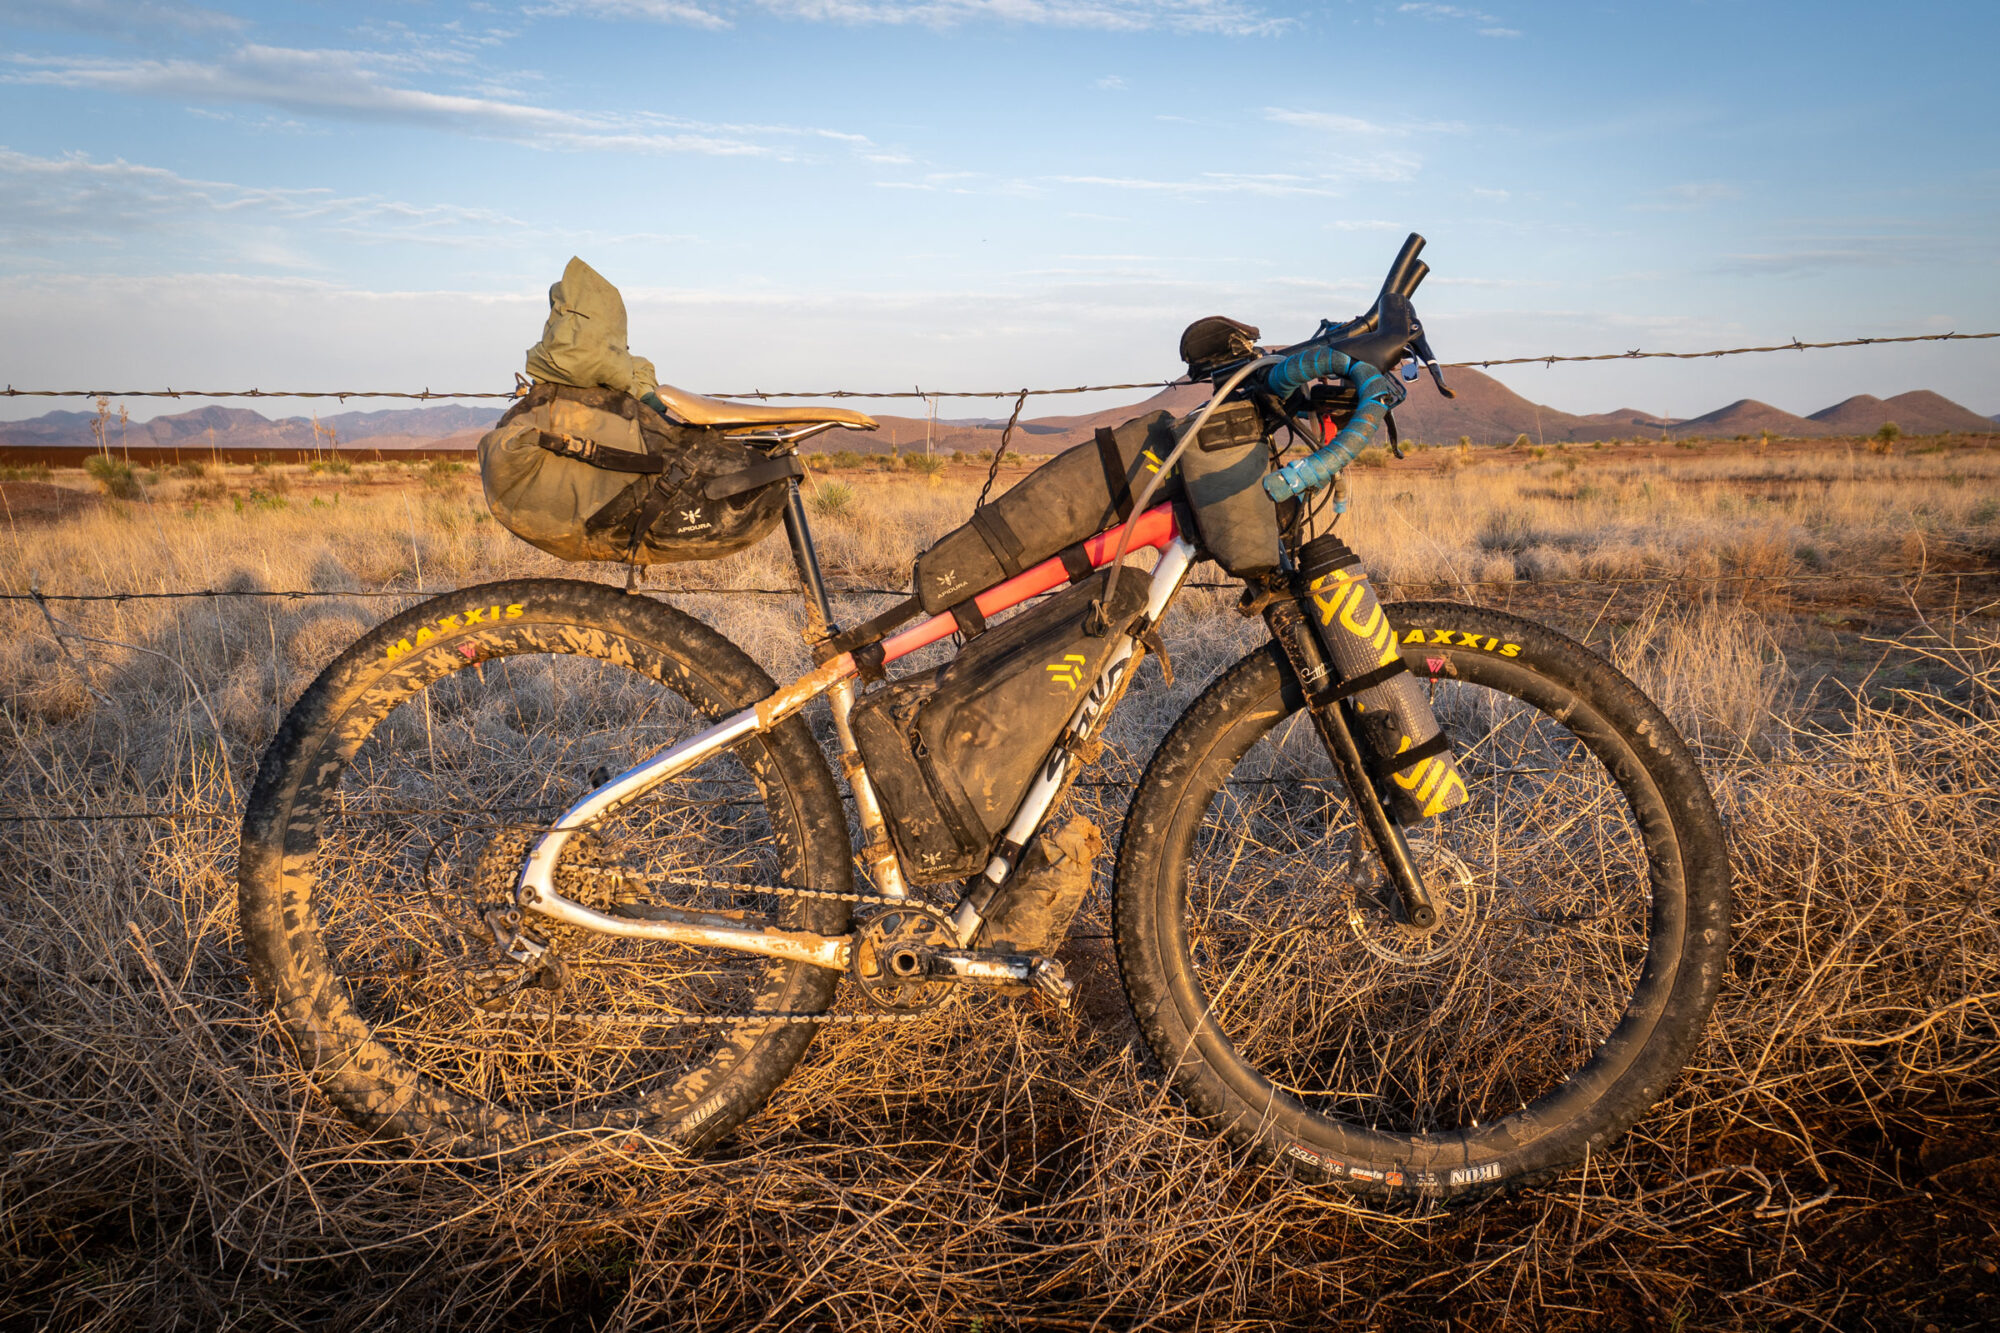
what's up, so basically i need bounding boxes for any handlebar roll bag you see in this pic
[478,382,797,564]
[1179,400,1284,577]
[911,411,1180,614]
[1296,534,1471,822]
[849,568,1151,883]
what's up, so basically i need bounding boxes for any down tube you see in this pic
[950,536,1199,938]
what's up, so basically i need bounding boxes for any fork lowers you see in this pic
[1294,535,1469,824]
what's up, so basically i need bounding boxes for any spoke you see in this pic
[1184,673,1654,1138]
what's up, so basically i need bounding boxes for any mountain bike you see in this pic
[238,235,1729,1197]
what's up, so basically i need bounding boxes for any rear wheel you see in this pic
[1113,602,1729,1198]
[237,578,853,1160]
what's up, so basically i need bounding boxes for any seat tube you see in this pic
[780,478,909,901]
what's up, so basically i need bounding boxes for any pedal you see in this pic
[1028,956,1075,1009]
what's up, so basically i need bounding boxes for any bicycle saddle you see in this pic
[650,382,878,432]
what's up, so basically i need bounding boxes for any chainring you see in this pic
[849,902,961,1011]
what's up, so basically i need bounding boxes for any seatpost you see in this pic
[780,476,911,901]
[781,478,838,641]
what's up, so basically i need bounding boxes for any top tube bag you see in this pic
[477,382,803,565]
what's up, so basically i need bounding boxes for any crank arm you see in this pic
[930,950,1076,1005]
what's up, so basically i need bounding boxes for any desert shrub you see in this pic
[1353,447,1389,469]
[309,457,354,476]
[0,463,53,482]
[1870,421,1902,455]
[170,460,206,479]
[83,454,141,499]
[809,480,856,518]
[424,459,468,489]
[902,453,948,478]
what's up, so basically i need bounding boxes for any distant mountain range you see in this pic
[0,372,1990,455]
[0,403,498,453]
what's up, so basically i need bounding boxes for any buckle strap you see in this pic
[1095,426,1137,522]
[815,594,924,663]
[1318,658,1408,703]
[532,429,664,474]
[969,504,1029,579]
[621,460,697,561]
[1365,729,1452,781]
[705,453,804,499]
[1056,541,1095,586]
[951,598,987,639]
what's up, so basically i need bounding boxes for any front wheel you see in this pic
[1114,602,1729,1198]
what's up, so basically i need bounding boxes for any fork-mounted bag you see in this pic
[850,568,1151,883]
[911,411,1179,613]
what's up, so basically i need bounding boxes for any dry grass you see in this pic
[3,447,1997,1330]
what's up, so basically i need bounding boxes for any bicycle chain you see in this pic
[532,864,939,1025]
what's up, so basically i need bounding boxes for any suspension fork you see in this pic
[1263,596,1439,930]
[782,480,910,902]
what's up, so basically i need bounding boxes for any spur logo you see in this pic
[1044,653,1088,691]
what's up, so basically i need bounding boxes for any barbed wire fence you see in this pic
[4,329,1997,828]
[2,331,1994,405]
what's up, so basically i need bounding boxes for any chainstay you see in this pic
[539,867,938,1024]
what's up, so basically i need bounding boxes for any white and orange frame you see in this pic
[511,503,1197,978]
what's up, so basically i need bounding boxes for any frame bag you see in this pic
[850,568,1152,883]
[478,383,801,565]
[911,411,1180,613]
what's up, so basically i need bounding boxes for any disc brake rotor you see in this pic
[1342,839,1481,969]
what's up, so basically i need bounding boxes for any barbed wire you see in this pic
[3,332,1993,405]
[6,566,1996,606]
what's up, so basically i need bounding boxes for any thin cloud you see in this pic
[0,147,676,259]
[0,0,243,36]
[4,45,883,159]
[1050,172,1344,198]
[1631,180,1742,212]
[1264,106,1466,136]
[1397,2,1521,36]
[549,0,1291,34]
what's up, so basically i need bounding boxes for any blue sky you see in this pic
[2,0,1996,421]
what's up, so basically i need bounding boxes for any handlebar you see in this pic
[1253,231,1443,502]
[1261,347,1402,501]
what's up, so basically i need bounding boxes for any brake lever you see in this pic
[1410,330,1456,399]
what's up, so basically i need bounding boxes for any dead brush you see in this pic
[1,466,1997,1330]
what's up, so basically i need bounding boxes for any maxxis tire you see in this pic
[237,578,853,1161]
[1112,601,1730,1200]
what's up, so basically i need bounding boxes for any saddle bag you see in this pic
[478,382,801,565]
[1178,399,1284,577]
[849,568,1152,883]
[911,411,1180,614]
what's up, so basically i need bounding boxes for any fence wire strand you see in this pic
[7,567,1997,606]
[3,332,1993,404]
[5,328,1996,828]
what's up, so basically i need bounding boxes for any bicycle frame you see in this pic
[515,489,1198,974]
